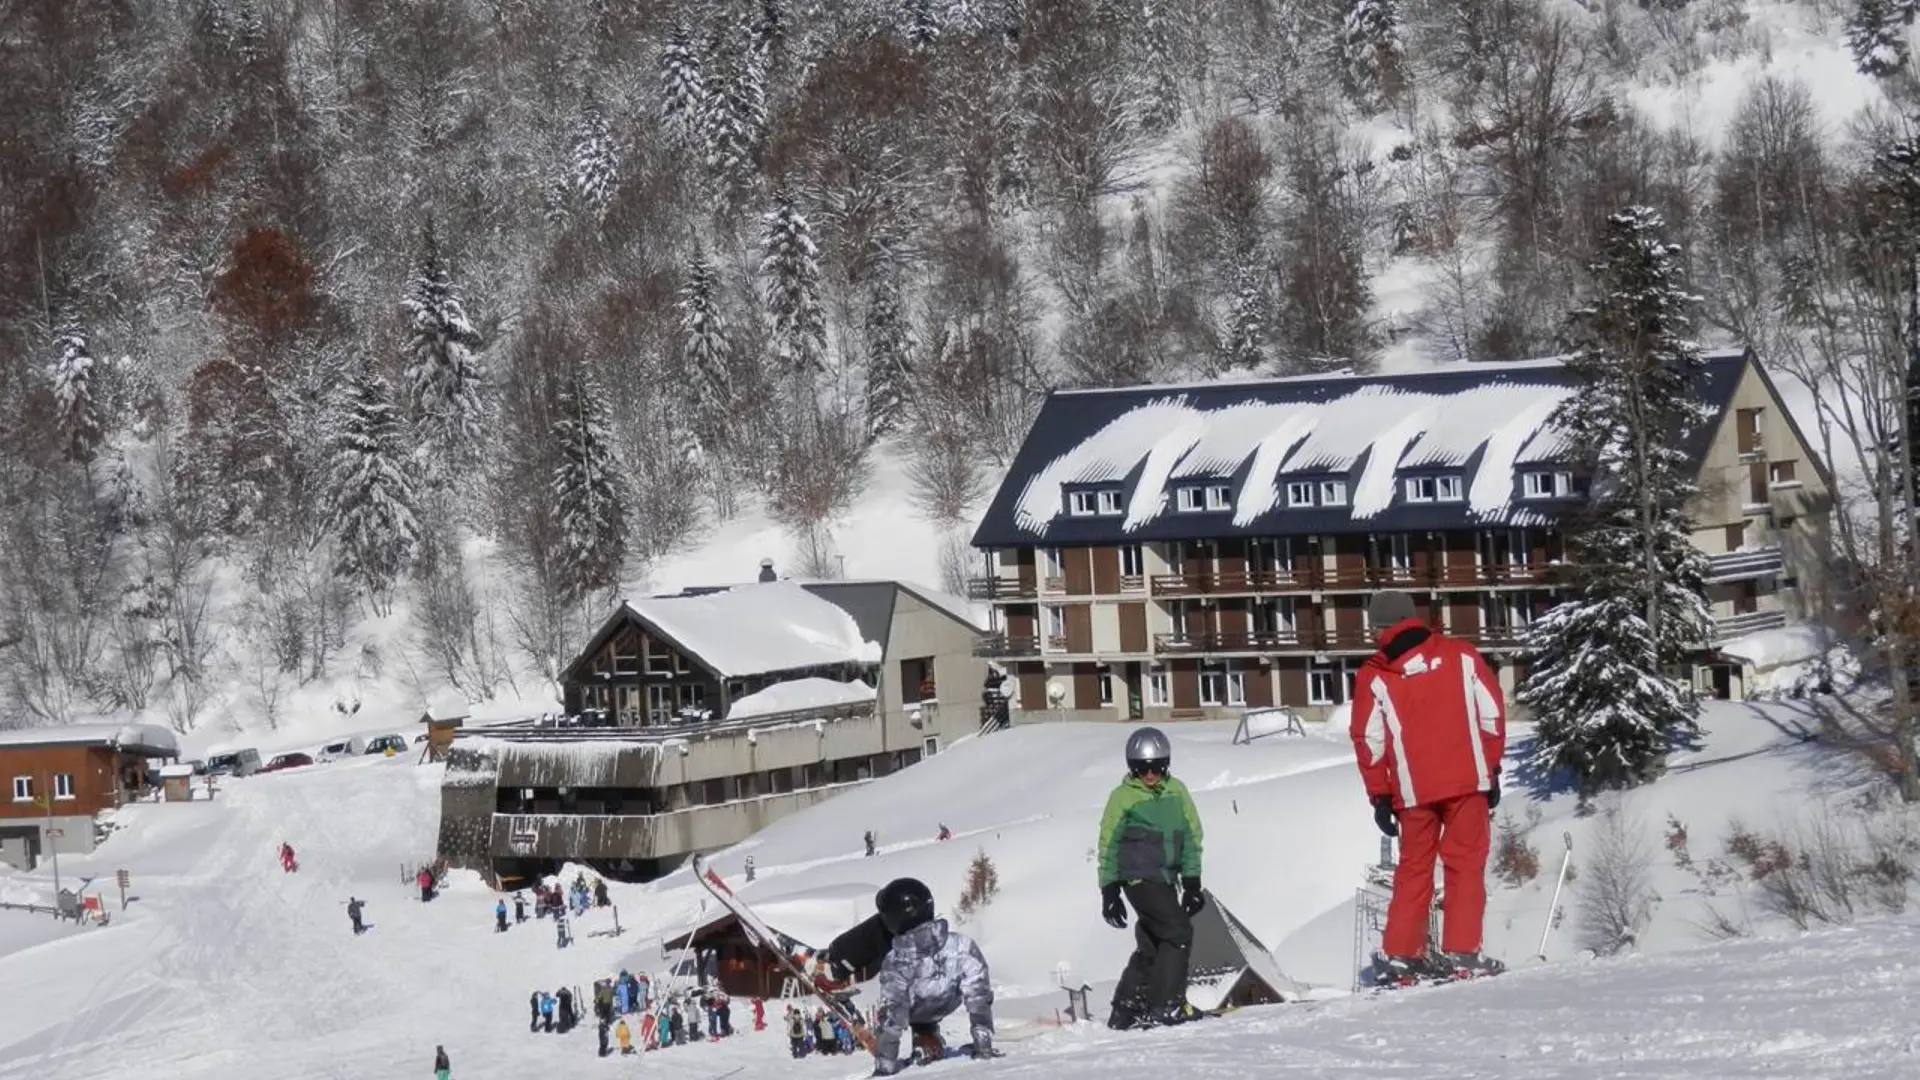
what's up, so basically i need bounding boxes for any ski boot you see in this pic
[1431,951,1506,982]
[909,1024,945,1065]
[1369,952,1432,989]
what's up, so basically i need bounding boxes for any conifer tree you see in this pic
[48,309,106,463]
[702,16,767,186]
[761,187,828,375]
[550,102,619,225]
[1521,206,1711,791]
[550,367,628,602]
[660,25,706,147]
[326,358,419,613]
[1339,0,1407,110]
[901,0,941,48]
[864,268,915,441]
[1224,263,1268,370]
[1847,0,1916,77]
[402,223,487,487]
[678,252,733,431]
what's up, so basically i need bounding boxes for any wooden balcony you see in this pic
[1711,609,1787,643]
[1704,547,1784,585]
[965,577,1037,601]
[1154,624,1535,655]
[1150,563,1560,595]
[972,634,1040,658]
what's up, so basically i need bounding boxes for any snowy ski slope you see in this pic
[0,700,1910,1080]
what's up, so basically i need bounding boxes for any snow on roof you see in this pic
[0,723,179,757]
[157,763,196,778]
[727,678,876,721]
[1718,624,1829,671]
[626,580,882,679]
[423,689,471,722]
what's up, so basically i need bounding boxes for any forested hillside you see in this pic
[0,0,1905,732]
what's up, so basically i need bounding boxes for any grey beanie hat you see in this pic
[1367,590,1417,627]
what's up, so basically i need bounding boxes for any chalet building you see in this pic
[0,723,181,869]
[967,348,1832,722]
[437,572,987,884]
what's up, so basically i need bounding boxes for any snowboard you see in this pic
[842,1045,1006,1079]
[690,854,878,1053]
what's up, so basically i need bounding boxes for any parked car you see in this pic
[262,752,314,773]
[363,734,407,756]
[203,749,262,777]
[316,736,365,761]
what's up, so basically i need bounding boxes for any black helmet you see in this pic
[1125,726,1171,777]
[875,877,936,935]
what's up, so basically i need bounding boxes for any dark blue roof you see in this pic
[970,350,1751,547]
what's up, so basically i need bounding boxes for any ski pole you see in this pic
[1536,831,1573,960]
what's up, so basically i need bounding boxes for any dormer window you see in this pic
[1319,480,1348,507]
[1521,471,1576,499]
[1175,484,1233,513]
[1066,487,1126,516]
[1286,481,1315,507]
[1404,476,1437,503]
[1436,475,1464,502]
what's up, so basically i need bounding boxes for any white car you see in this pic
[315,736,365,762]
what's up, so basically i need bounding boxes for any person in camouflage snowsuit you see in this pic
[869,878,995,1076]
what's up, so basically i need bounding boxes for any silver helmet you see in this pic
[1125,726,1172,776]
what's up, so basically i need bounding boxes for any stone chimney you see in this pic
[757,557,777,583]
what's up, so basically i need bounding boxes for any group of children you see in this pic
[783,1003,867,1058]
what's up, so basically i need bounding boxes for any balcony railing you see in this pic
[1711,609,1787,643]
[972,634,1040,658]
[1152,624,1535,655]
[965,577,1037,601]
[1150,563,1560,595]
[1705,547,1784,584]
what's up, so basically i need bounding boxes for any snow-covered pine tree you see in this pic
[550,101,620,226]
[678,251,733,431]
[864,267,916,441]
[1519,596,1694,791]
[702,15,767,187]
[761,187,828,375]
[660,25,706,147]
[550,366,628,603]
[1224,262,1268,370]
[325,357,420,613]
[48,309,106,463]
[1846,0,1916,77]
[402,223,487,489]
[1339,0,1407,111]
[1521,205,1711,790]
[901,0,941,48]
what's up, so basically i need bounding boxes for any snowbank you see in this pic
[1718,624,1828,671]
[727,678,877,720]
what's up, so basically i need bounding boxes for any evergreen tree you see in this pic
[864,267,916,441]
[678,252,733,430]
[1521,206,1711,790]
[47,309,106,463]
[326,358,419,613]
[402,223,487,487]
[1224,263,1267,370]
[550,101,619,225]
[550,367,628,602]
[1519,596,1694,791]
[702,16,767,186]
[1847,0,1916,77]
[660,25,706,147]
[1339,0,1407,110]
[901,0,941,48]
[761,187,828,375]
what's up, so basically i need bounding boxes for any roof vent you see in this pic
[757,558,777,583]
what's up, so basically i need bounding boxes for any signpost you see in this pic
[117,869,130,911]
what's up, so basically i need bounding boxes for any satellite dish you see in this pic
[1046,679,1068,706]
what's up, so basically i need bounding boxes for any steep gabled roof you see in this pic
[561,581,883,684]
[972,350,1751,547]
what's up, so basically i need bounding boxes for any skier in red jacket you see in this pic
[1349,591,1507,985]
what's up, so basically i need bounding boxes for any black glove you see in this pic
[1180,876,1205,916]
[1371,794,1399,838]
[1486,770,1502,811]
[1101,882,1127,929]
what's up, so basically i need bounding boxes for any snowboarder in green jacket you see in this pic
[1096,726,1206,1030]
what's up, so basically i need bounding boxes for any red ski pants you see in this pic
[1383,792,1490,958]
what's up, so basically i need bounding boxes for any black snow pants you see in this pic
[1109,881,1192,1024]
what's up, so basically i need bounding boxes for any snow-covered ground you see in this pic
[0,697,1908,1080]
